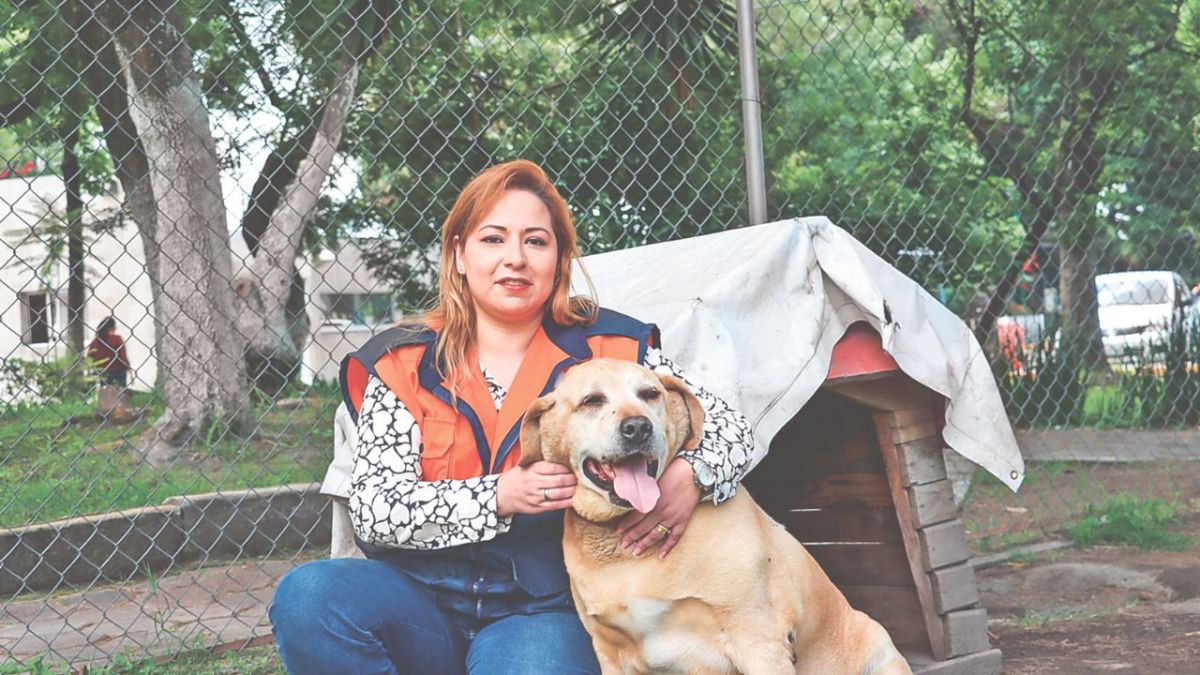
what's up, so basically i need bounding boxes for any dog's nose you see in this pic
[619,415,652,443]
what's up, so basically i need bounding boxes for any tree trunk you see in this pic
[95,0,248,465]
[72,3,169,393]
[236,45,361,395]
[62,120,86,355]
[1057,236,1106,367]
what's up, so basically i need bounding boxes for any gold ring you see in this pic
[543,488,551,502]
[654,523,671,537]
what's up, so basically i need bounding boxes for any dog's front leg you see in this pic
[724,622,798,675]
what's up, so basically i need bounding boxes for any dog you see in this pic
[519,358,911,675]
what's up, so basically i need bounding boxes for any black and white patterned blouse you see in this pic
[348,347,755,550]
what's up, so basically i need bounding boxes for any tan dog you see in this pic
[519,358,911,675]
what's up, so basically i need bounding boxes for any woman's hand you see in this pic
[617,457,701,558]
[497,461,577,516]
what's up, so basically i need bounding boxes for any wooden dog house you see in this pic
[745,323,1000,674]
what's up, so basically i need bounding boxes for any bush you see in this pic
[0,355,96,405]
[1065,493,1193,550]
[1119,315,1200,427]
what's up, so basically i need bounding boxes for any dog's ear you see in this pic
[518,395,556,466]
[656,373,705,451]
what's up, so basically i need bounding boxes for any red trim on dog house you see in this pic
[826,322,900,382]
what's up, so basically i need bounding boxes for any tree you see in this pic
[349,0,745,299]
[2,0,395,461]
[756,3,1019,315]
[943,0,1200,363]
[89,0,249,463]
[232,0,392,393]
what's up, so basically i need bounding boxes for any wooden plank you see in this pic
[841,585,928,650]
[796,430,886,479]
[930,564,981,614]
[919,521,970,571]
[943,608,991,657]
[886,407,936,430]
[804,542,916,587]
[873,411,949,660]
[908,480,958,528]
[780,506,902,543]
[825,374,930,412]
[895,435,949,486]
[889,409,941,444]
[794,471,893,508]
[907,648,1002,675]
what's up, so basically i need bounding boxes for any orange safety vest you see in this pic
[340,308,659,482]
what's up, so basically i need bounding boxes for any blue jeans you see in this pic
[269,558,601,675]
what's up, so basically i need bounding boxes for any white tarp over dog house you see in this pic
[578,216,1025,492]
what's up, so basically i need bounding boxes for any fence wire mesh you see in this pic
[1,0,1198,669]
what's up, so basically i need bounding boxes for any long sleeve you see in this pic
[643,347,755,504]
[348,376,513,549]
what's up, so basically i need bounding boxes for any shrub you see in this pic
[1119,315,1200,427]
[0,355,96,405]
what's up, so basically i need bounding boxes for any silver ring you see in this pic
[654,523,671,537]
[543,487,551,502]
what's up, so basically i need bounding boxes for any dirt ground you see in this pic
[967,463,1200,674]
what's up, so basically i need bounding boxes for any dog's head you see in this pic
[518,358,704,522]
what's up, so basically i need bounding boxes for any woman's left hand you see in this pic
[616,457,701,558]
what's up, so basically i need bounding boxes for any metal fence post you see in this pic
[736,0,767,226]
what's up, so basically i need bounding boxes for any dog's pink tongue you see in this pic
[612,457,660,513]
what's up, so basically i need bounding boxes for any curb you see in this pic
[0,483,329,596]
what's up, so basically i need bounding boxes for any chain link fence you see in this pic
[1,0,1198,669]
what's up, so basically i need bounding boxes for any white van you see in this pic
[1097,270,1196,360]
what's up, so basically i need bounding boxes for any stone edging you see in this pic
[0,483,330,596]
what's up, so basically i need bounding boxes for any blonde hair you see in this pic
[404,160,597,388]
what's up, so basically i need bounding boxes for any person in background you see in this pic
[87,316,130,387]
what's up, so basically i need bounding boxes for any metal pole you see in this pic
[736,0,768,225]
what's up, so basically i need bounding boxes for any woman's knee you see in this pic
[270,559,354,631]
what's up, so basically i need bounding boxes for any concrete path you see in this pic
[1017,429,1200,462]
[1,559,297,668]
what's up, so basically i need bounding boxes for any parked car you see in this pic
[996,270,1197,366]
[1096,270,1196,361]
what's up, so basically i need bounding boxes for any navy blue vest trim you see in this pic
[340,325,436,424]
[584,307,661,361]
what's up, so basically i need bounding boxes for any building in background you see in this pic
[0,172,395,401]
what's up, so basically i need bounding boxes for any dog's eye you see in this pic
[638,388,661,402]
[580,393,606,408]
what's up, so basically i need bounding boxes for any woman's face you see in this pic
[456,189,559,327]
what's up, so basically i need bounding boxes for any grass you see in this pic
[1064,493,1193,550]
[1015,606,1114,629]
[0,384,337,528]
[2,646,284,674]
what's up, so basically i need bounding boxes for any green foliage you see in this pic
[0,355,96,405]
[1065,493,1192,550]
[758,4,1022,313]
[1121,317,1200,427]
[346,1,745,308]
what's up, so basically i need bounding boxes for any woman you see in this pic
[86,317,130,387]
[270,160,755,674]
